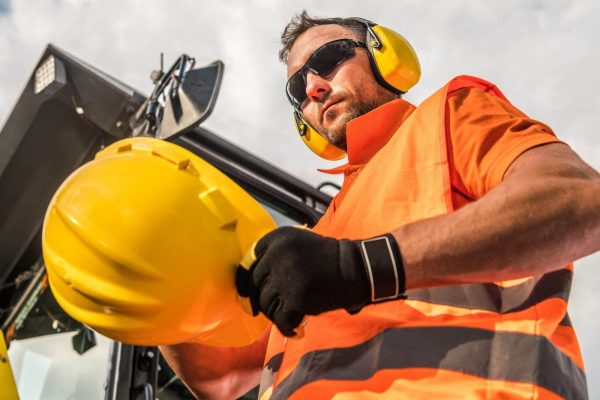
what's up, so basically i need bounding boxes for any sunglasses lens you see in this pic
[286,72,308,108]
[310,41,354,75]
[286,39,358,109]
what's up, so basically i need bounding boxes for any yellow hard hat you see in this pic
[42,137,274,346]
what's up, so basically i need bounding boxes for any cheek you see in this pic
[335,66,376,96]
[301,103,320,125]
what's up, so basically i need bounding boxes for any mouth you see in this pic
[320,99,341,122]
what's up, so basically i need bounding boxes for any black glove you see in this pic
[236,226,405,337]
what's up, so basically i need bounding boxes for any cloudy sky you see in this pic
[2,0,599,396]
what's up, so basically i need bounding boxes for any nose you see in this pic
[305,71,331,103]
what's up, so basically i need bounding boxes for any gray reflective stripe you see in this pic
[258,352,283,399]
[406,268,571,313]
[271,326,587,400]
[265,352,284,372]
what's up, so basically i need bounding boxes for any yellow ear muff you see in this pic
[366,24,421,93]
[293,111,346,161]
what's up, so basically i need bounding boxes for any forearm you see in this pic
[234,144,600,336]
[159,329,268,400]
[394,144,600,289]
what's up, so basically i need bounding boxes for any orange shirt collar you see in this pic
[318,99,415,175]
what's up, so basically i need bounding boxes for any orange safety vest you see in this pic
[259,76,587,399]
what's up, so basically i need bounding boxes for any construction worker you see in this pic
[160,11,600,399]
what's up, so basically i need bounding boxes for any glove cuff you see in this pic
[358,234,406,303]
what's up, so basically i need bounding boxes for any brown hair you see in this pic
[279,10,367,64]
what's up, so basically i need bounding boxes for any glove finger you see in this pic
[249,251,275,295]
[247,270,282,318]
[257,278,282,321]
[254,226,305,258]
[246,273,263,317]
[253,228,280,259]
[251,226,310,289]
[273,307,305,338]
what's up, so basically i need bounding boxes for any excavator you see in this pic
[0,45,334,399]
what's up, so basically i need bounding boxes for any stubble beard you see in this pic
[321,99,381,152]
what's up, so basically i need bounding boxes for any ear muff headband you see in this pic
[291,18,420,160]
[293,111,346,161]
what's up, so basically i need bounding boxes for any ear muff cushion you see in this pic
[367,25,421,93]
[294,112,346,160]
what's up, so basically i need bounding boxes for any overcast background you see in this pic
[1,0,599,397]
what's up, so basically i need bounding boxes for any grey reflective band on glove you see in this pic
[358,234,406,302]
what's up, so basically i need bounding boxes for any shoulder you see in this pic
[416,75,515,117]
[441,76,560,197]
[446,75,509,100]
[441,76,528,120]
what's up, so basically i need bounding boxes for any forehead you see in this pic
[287,24,359,78]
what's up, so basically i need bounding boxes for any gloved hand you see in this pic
[236,226,405,337]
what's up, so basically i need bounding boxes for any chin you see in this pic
[322,127,347,151]
[321,113,354,149]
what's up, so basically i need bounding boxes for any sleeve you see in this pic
[446,86,563,199]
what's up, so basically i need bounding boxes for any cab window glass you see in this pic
[261,202,299,227]
[7,288,111,400]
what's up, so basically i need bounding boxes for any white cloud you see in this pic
[2,0,599,397]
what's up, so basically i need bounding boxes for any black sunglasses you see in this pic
[286,38,367,109]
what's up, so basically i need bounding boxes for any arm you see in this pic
[396,141,600,289]
[237,144,600,337]
[159,327,269,400]
[238,143,600,336]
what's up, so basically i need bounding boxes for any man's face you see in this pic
[287,24,398,150]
